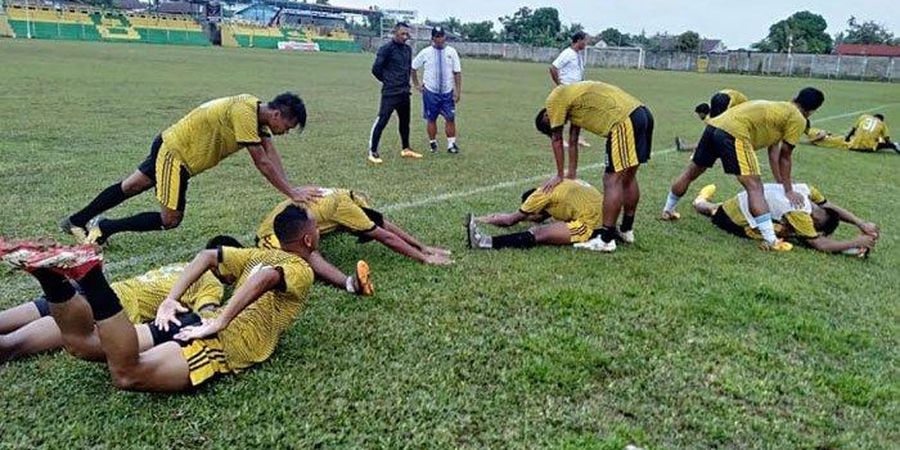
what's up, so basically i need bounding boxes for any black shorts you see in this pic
[136,135,190,212]
[605,105,654,173]
[709,93,731,118]
[691,126,760,176]
[378,94,411,117]
[711,207,749,239]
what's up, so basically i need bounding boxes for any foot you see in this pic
[355,260,374,296]
[59,217,88,243]
[842,247,870,259]
[574,236,616,252]
[466,213,490,249]
[400,148,423,159]
[617,229,635,244]
[675,137,685,151]
[26,244,103,279]
[448,143,460,154]
[759,239,793,252]
[85,216,108,245]
[893,143,900,154]
[429,141,439,153]
[660,210,681,221]
[367,150,383,165]
[693,184,717,206]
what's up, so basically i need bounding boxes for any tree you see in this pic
[752,11,832,54]
[558,22,584,45]
[499,6,562,46]
[675,30,700,52]
[840,16,895,45]
[461,21,496,42]
[598,27,626,47]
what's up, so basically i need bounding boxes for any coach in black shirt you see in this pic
[368,22,422,164]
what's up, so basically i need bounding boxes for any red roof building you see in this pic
[834,44,900,57]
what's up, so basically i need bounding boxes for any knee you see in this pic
[0,336,15,362]
[160,213,183,229]
[121,174,152,195]
[63,341,103,362]
[110,366,141,390]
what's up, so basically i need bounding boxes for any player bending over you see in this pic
[467,179,611,251]
[676,88,749,152]
[257,188,452,265]
[691,183,878,256]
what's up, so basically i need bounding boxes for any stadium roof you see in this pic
[834,44,900,57]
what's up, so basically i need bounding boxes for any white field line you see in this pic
[2,103,897,292]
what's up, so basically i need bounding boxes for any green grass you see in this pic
[1,40,898,448]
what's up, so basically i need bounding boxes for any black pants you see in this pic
[369,94,411,153]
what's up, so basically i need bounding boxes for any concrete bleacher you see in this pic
[127,13,209,46]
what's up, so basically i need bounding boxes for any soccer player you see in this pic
[368,22,422,164]
[691,183,879,256]
[845,114,899,153]
[804,127,850,150]
[550,31,591,148]
[411,26,463,154]
[257,188,452,265]
[661,87,825,252]
[676,89,749,151]
[61,93,319,245]
[535,81,654,252]
[0,237,230,363]
[466,178,606,250]
[1,206,326,392]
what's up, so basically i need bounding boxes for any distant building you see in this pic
[834,44,900,57]
[657,36,727,53]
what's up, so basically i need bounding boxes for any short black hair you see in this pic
[269,92,307,128]
[521,188,537,204]
[274,205,312,245]
[794,87,825,112]
[205,235,243,249]
[394,21,409,30]
[695,103,710,115]
[874,114,885,121]
[535,108,552,136]
[571,31,587,43]
[819,207,841,236]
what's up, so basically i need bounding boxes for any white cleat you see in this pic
[618,230,635,244]
[574,236,617,252]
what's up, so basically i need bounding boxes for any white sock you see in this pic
[429,139,437,145]
[448,137,457,148]
[345,276,356,293]
[754,214,777,244]
[663,191,681,212]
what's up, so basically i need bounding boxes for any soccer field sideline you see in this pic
[1,101,896,295]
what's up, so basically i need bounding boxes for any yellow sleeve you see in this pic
[520,190,551,214]
[545,89,569,129]
[783,113,806,146]
[181,272,224,311]
[217,247,251,280]
[279,260,314,301]
[881,123,890,139]
[808,185,826,205]
[784,212,818,239]
[232,101,262,145]
[335,198,377,233]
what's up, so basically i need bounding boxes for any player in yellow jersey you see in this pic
[534,81,654,252]
[661,87,825,252]
[466,179,607,250]
[61,93,322,245]
[0,237,233,363]
[804,127,850,150]
[846,114,898,153]
[677,89,749,151]
[257,188,452,265]
[2,207,325,391]
[690,183,879,256]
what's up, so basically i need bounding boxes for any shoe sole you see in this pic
[356,260,374,296]
[466,214,475,249]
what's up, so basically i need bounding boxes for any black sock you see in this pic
[100,212,165,238]
[491,232,537,249]
[77,266,123,321]
[31,269,76,303]
[70,183,129,228]
[620,215,635,232]
[599,226,616,243]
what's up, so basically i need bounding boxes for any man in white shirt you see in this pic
[550,31,590,148]
[411,26,463,154]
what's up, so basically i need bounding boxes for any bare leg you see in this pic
[445,120,456,138]
[48,296,106,362]
[0,302,42,334]
[602,171,626,229]
[693,200,721,217]
[621,167,640,218]
[1,317,62,363]
[530,222,576,245]
[427,120,438,141]
[737,175,768,217]
[670,162,708,197]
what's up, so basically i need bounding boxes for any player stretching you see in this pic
[676,88,749,151]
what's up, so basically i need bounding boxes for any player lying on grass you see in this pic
[691,183,879,256]
[676,88,749,152]
[0,207,358,392]
[62,93,322,245]
[535,81,654,252]
[257,188,452,265]
[804,115,898,153]
[804,127,850,150]
[466,179,613,251]
[0,237,233,363]
[661,87,825,252]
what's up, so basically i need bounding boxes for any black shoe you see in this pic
[429,141,439,153]
[448,143,460,154]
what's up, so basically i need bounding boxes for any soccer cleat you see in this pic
[617,229,635,244]
[448,143,460,154]
[660,210,681,221]
[400,148,423,159]
[574,236,616,252]
[367,150,383,165]
[26,244,103,280]
[355,260,374,296]
[466,214,491,249]
[759,239,793,252]
[693,184,717,205]
[675,137,686,151]
[0,239,57,269]
[59,217,88,244]
[429,141,439,153]
[842,247,870,259]
[84,217,108,245]
[893,142,900,154]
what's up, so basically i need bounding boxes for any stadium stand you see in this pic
[220,21,288,49]
[304,26,359,53]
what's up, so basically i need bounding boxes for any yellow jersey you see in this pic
[257,189,376,249]
[718,89,749,108]
[805,127,849,150]
[161,94,271,176]
[112,263,224,324]
[721,184,826,239]
[709,100,807,149]
[519,179,604,228]
[545,81,643,136]
[214,247,313,371]
[848,114,890,151]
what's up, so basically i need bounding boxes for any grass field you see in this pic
[0,40,898,448]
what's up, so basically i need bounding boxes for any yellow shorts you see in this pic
[567,220,594,243]
[181,337,232,386]
[605,106,653,173]
[154,144,189,211]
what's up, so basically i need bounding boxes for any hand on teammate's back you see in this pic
[154,298,189,332]
[175,318,224,341]
[291,186,323,205]
[542,175,563,193]
[786,190,805,208]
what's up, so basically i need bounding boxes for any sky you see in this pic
[334,0,899,49]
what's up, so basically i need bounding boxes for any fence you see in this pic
[357,37,899,82]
